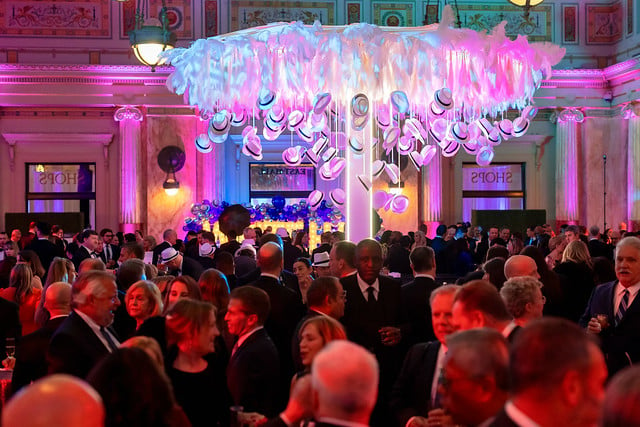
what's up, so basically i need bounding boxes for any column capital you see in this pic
[549,108,584,124]
[622,102,640,119]
[114,106,143,122]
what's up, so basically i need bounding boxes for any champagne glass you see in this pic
[5,337,15,358]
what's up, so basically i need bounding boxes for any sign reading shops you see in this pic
[28,164,95,193]
[462,164,523,192]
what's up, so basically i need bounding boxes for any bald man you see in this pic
[504,254,540,279]
[312,340,379,426]
[12,282,72,394]
[3,374,104,427]
[249,242,304,407]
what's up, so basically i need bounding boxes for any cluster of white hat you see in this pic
[373,190,410,214]
[307,188,345,210]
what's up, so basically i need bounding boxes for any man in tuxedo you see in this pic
[525,226,538,247]
[47,270,121,378]
[71,229,100,270]
[312,232,332,258]
[451,280,520,342]
[390,285,457,426]
[581,236,640,376]
[402,246,439,345]
[225,286,280,417]
[99,228,120,269]
[329,240,357,278]
[440,329,509,427]
[429,225,448,273]
[248,242,304,393]
[312,340,378,427]
[341,239,405,426]
[152,229,177,265]
[25,221,62,274]
[3,374,105,427]
[489,318,607,427]
[160,247,203,281]
[12,282,71,394]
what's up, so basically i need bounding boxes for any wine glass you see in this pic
[5,337,15,358]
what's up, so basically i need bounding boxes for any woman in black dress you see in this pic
[165,298,230,427]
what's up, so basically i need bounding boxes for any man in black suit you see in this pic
[160,247,203,281]
[489,318,607,427]
[152,228,177,265]
[581,236,640,376]
[451,280,520,343]
[71,229,100,270]
[312,340,379,426]
[47,270,121,378]
[311,231,332,258]
[587,225,613,261]
[26,221,63,274]
[402,246,439,345]
[248,242,304,396]
[390,285,457,426]
[225,286,280,417]
[12,282,71,394]
[340,239,406,426]
[99,228,120,269]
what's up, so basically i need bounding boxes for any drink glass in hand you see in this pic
[5,338,15,358]
[596,314,609,330]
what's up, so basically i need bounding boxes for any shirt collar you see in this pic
[415,273,435,280]
[502,321,518,338]
[315,417,369,427]
[261,272,280,281]
[616,281,640,296]
[505,401,541,427]
[357,274,379,295]
[236,326,264,349]
[74,309,116,352]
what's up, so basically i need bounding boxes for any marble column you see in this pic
[624,103,640,231]
[114,106,143,233]
[552,108,584,228]
[196,110,225,203]
[420,154,442,239]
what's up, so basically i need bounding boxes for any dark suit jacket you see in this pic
[47,311,118,379]
[390,341,441,426]
[579,280,640,376]
[340,274,406,396]
[102,243,120,265]
[226,328,280,417]
[311,243,332,258]
[152,241,171,266]
[588,239,613,261]
[401,276,438,346]
[71,245,93,270]
[0,297,20,357]
[488,409,520,427]
[248,275,304,378]
[11,316,67,394]
[170,256,204,281]
[26,238,62,274]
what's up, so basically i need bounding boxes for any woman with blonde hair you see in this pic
[554,239,595,322]
[126,280,164,330]
[18,250,45,290]
[35,257,76,327]
[0,264,42,335]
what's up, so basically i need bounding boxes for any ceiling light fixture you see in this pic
[128,0,177,71]
[508,0,544,19]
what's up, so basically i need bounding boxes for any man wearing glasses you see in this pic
[99,228,120,269]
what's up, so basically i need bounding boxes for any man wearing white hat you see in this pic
[312,252,332,278]
[196,242,216,270]
[160,247,203,281]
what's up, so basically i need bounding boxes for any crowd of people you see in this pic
[0,219,639,427]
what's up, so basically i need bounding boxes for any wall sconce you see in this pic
[507,0,544,19]
[127,0,177,71]
[157,146,185,196]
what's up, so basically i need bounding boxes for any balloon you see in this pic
[272,195,286,210]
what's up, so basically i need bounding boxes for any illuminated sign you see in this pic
[249,163,316,196]
[462,164,523,191]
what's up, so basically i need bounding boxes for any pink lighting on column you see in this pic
[114,106,143,229]
[553,108,584,225]
[421,155,442,239]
